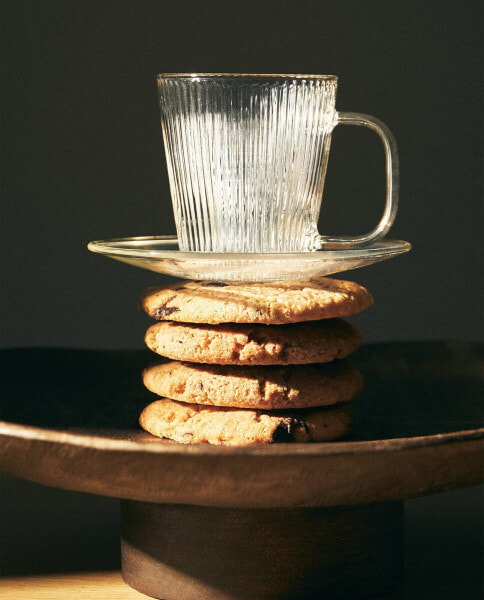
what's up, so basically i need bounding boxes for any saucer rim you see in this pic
[87,235,412,260]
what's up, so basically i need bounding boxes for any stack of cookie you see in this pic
[139,277,372,445]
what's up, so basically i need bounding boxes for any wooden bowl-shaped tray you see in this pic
[0,342,482,508]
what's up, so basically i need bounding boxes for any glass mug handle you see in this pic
[318,112,399,249]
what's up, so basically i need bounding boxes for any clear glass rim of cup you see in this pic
[157,73,338,82]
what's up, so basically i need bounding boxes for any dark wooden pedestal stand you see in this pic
[121,500,403,600]
[0,342,483,600]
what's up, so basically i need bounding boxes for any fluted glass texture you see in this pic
[158,75,338,253]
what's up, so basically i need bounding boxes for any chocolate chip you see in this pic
[297,419,310,436]
[201,282,227,287]
[271,418,294,442]
[153,295,180,319]
[197,381,204,390]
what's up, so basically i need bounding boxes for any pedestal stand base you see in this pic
[121,500,403,600]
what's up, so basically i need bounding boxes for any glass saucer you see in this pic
[87,236,411,282]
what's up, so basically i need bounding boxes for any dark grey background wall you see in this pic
[1,0,483,348]
[1,3,483,592]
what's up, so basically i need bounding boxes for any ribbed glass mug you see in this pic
[157,73,398,253]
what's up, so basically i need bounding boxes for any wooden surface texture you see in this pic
[0,571,146,599]
[0,341,482,507]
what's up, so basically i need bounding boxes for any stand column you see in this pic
[121,500,403,600]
